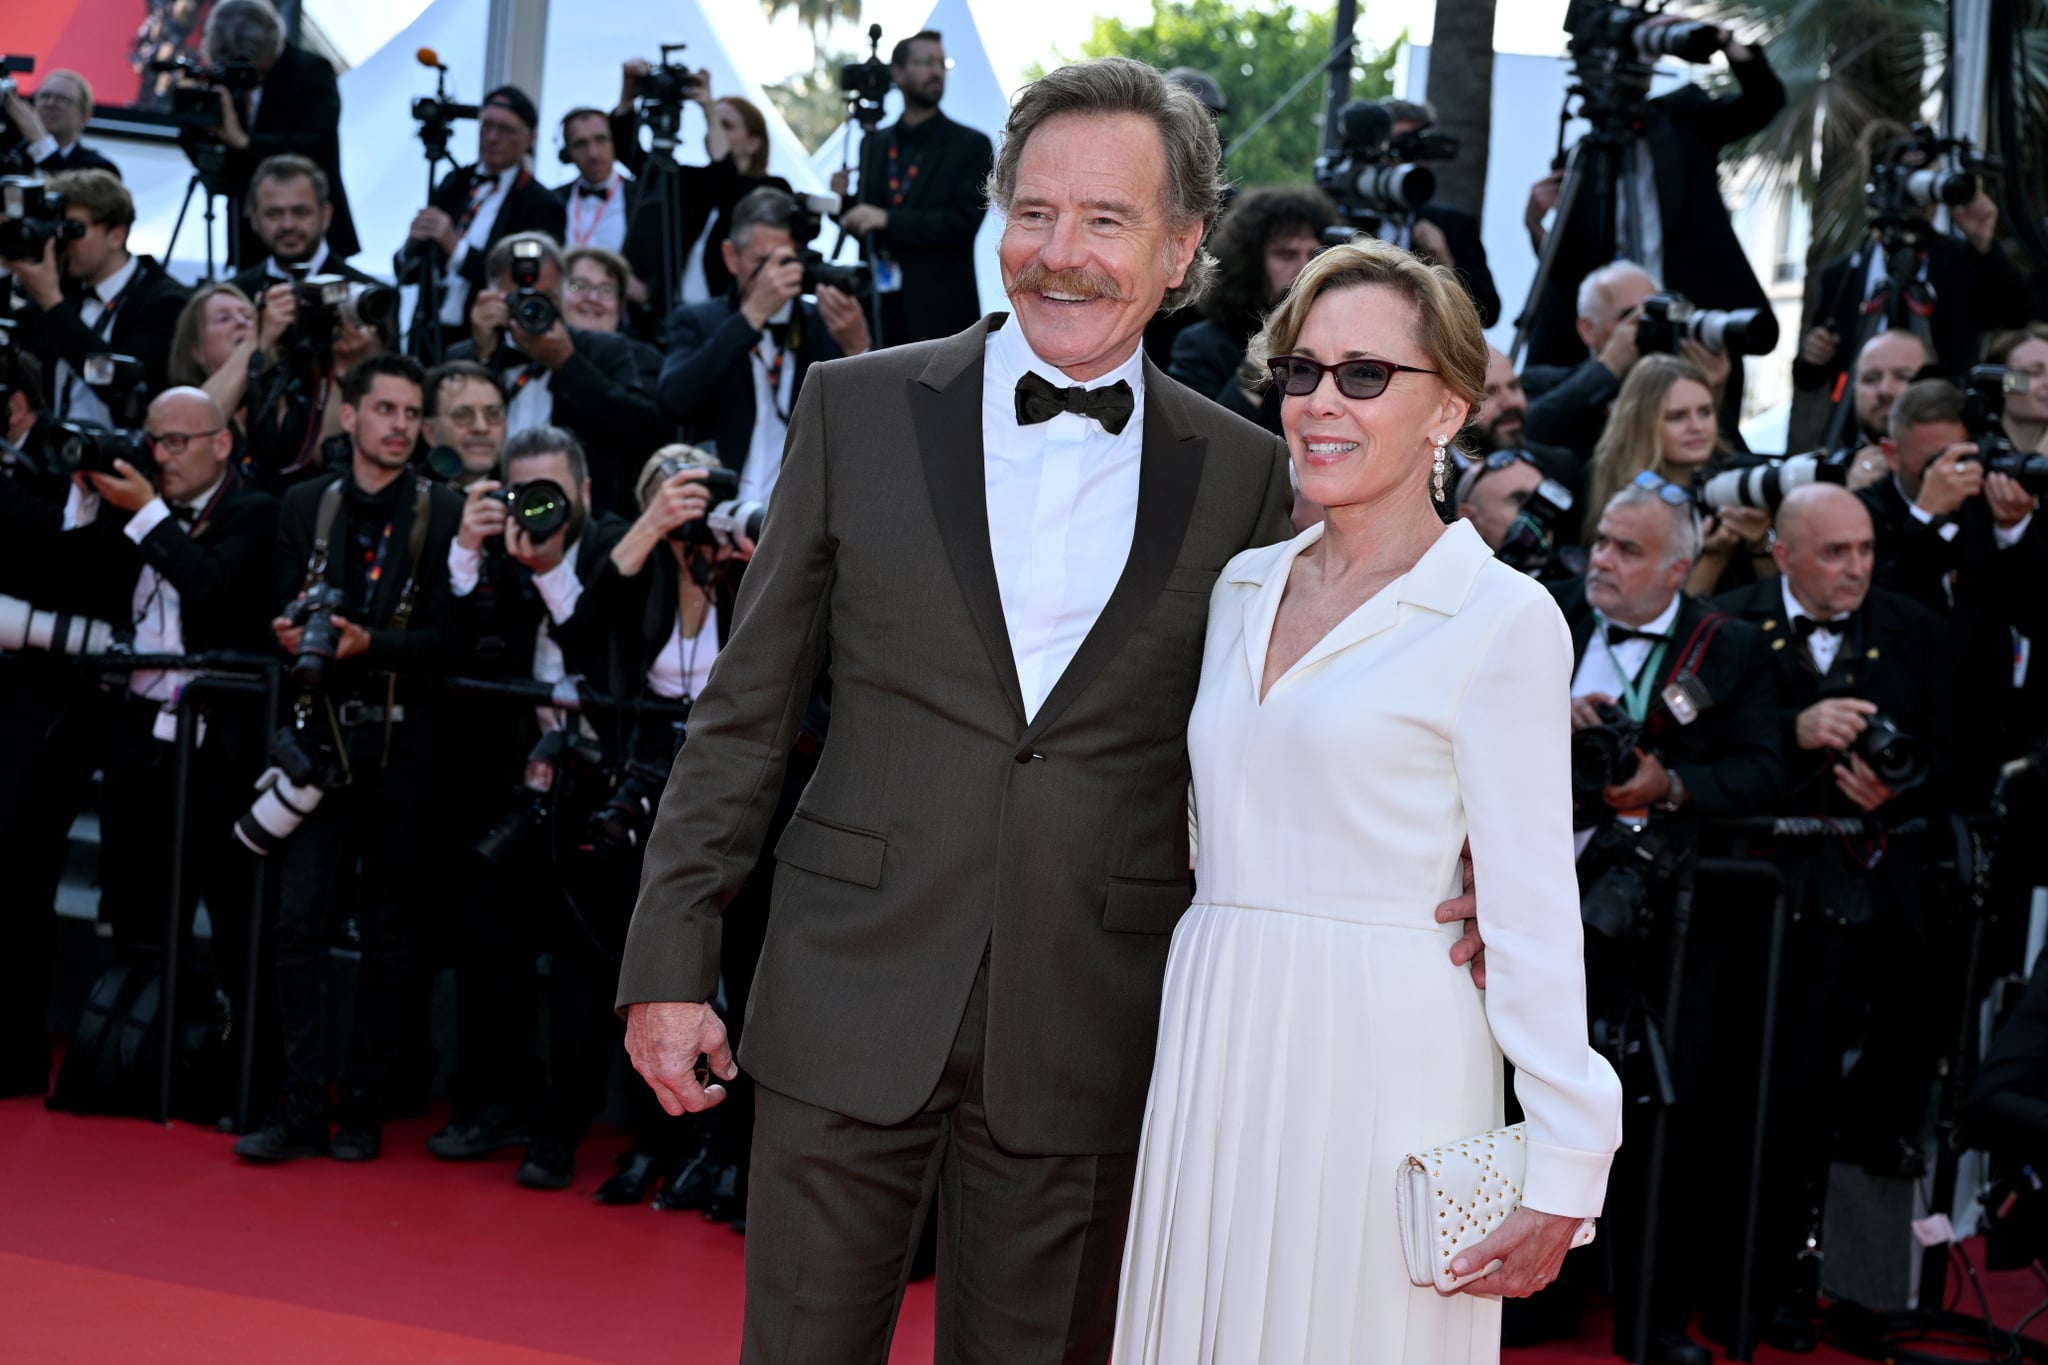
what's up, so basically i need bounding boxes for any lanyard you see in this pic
[455,172,501,236]
[885,134,927,209]
[361,509,400,591]
[754,339,792,425]
[568,179,613,245]
[1599,636,1670,723]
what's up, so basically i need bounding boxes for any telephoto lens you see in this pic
[0,594,118,654]
[1698,453,1849,512]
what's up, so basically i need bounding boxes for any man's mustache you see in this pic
[1008,263,1125,302]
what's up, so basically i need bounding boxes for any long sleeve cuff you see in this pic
[448,541,482,597]
[62,482,100,529]
[1997,511,2034,548]
[1522,1140,1619,1220]
[124,496,173,543]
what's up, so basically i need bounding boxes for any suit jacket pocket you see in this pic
[1163,566,1220,595]
[774,813,886,889]
[1102,876,1193,934]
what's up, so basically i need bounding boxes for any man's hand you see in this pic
[469,289,509,361]
[270,615,303,654]
[258,283,298,350]
[829,167,851,198]
[4,90,47,144]
[1795,696,1877,751]
[816,284,870,356]
[637,468,713,540]
[1434,841,1487,989]
[1678,337,1732,396]
[86,459,156,513]
[1570,691,1618,732]
[618,57,651,112]
[409,205,459,256]
[1701,506,1771,556]
[333,617,371,660]
[1604,749,1673,810]
[215,88,250,149]
[1954,191,1999,254]
[506,521,568,574]
[514,315,576,370]
[1915,443,1983,518]
[625,1000,738,1115]
[840,203,889,237]
[1799,326,1840,369]
[1834,752,1897,812]
[1525,170,1563,252]
[1986,471,2038,529]
[1596,315,1641,380]
[738,251,805,331]
[12,236,63,309]
[1410,216,1455,267]
[1449,1206,1586,1298]
[456,479,507,552]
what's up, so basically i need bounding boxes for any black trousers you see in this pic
[272,720,433,1104]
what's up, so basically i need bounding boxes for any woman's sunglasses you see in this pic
[1265,355,1440,402]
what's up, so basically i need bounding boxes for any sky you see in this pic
[308,0,1578,110]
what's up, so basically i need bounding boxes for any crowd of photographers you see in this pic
[4,1,2048,1359]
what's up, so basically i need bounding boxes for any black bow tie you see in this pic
[1014,372,1135,436]
[1792,614,1849,640]
[169,503,199,525]
[575,180,607,198]
[1606,624,1671,648]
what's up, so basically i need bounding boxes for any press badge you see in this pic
[874,260,904,294]
[1661,674,1712,726]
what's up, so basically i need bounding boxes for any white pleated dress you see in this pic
[1113,519,1624,1365]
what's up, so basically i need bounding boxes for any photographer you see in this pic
[659,189,868,494]
[428,424,630,1185]
[1711,484,1953,1348]
[1166,185,1335,436]
[1831,329,1935,487]
[229,155,375,300]
[398,86,567,355]
[423,360,508,489]
[1372,99,1501,327]
[830,30,994,347]
[607,58,751,319]
[1523,10,1784,375]
[562,246,664,392]
[1987,325,2048,454]
[233,352,462,1165]
[552,108,638,259]
[203,0,358,266]
[1543,480,1782,1364]
[1474,344,1582,488]
[10,169,190,409]
[449,231,665,514]
[1527,261,1695,462]
[4,69,119,177]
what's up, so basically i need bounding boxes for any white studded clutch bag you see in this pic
[1396,1122,1596,1293]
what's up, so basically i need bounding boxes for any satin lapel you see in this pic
[1021,361,1208,744]
[911,324,1026,724]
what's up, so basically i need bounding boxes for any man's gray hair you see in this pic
[1576,260,1656,325]
[204,0,285,65]
[485,230,565,285]
[986,57,1223,313]
[729,187,797,252]
[502,423,588,487]
[1608,483,1702,566]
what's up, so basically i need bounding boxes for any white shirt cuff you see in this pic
[62,483,100,530]
[448,541,482,597]
[124,496,173,543]
[532,552,584,625]
[1996,511,2035,549]
[27,135,58,165]
[1906,500,1934,525]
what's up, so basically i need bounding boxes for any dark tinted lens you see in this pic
[1270,357,1321,395]
[1333,361,1393,400]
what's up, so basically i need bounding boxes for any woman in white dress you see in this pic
[1114,239,1624,1363]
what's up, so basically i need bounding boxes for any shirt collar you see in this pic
[176,471,228,514]
[93,253,141,307]
[267,241,330,281]
[1596,592,1683,640]
[985,313,1147,405]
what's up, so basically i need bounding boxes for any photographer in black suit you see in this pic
[658,189,869,488]
[204,0,358,265]
[229,155,376,301]
[831,30,994,347]
[448,232,666,515]
[552,108,639,260]
[3,70,120,178]
[1711,484,1953,1350]
[398,87,567,356]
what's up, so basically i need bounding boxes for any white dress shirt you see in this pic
[122,473,227,733]
[1621,142,1665,280]
[564,172,628,253]
[262,240,331,283]
[1780,578,1847,676]
[55,253,142,428]
[439,169,515,326]
[980,319,1146,721]
[739,301,798,506]
[502,350,556,440]
[447,540,587,730]
[1570,592,1682,856]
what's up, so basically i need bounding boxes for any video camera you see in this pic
[630,43,710,150]
[0,176,86,263]
[1961,364,2048,496]
[1635,290,1778,357]
[841,24,892,127]
[1867,125,1985,230]
[1315,102,1457,228]
[506,236,559,333]
[1567,0,1726,70]
[410,50,479,166]
[148,53,262,131]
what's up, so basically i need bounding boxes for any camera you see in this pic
[1566,0,1726,70]
[1495,477,1583,581]
[506,237,559,334]
[410,94,480,144]
[0,593,118,655]
[662,466,765,550]
[26,354,153,478]
[0,55,34,164]
[234,720,347,856]
[1698,450,1850,512]
[1316,102,1443,225]
[0,176,87,262]
[841,24,892,125]
[627,43,708,149]
[475,728,606,866]
[1579,813,1682,942]
[1854,711,1930,793]
[278,266,400,360]
[1960,365,2048,496]
[282,582,349,688]
[589,757,673,850]
[1572,699,1645,827]
[1867,125,1983,229]
[781,192,875,297]
[1635,291,1779,357]
[148,54,261,131]
[492,479,572,542]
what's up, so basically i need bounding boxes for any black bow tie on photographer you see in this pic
[169,504,199,525]
[1606,624,1671,647]
[1792,614,1849,640]
[1015,373,1135,436]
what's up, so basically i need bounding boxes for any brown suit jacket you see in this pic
[616,314,1294,1155]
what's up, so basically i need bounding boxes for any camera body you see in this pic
[1867,125,1983,231]
[283,581,350,687]
[1315,102,1454,224]
[506,237,559,334]
[1495,477,1584,581]
[1572,699,1646,828]
[22,353,152,478]
[1962,365,2048,496]
[783,193,875,298]
[1566,0,1724,69]
[840,24,892,126]
[0,176,87,263]
[1855,711,1930,793]
[1634,290,1779,357]
[1579,812,1683,942]
[664,466,765,550]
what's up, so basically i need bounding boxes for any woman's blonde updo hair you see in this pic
[1582,353,1721,541]
[1248,237,1488,424]
[636,442,724,512]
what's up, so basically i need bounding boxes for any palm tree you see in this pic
[762,0,864,39]
[1423,0,1498,217]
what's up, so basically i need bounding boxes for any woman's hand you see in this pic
[1448,1205,1586,1298]
[1700,506,1770,556]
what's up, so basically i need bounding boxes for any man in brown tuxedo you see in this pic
[617,58,1483,1363]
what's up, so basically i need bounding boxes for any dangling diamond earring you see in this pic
[1431,434,1449,501]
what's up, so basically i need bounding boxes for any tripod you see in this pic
[620,97,688,320]
[829,107,890,347]
[1817,221,1938,451]
[163,133,242,281]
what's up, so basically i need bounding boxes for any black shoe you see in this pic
[1648,1330,1712,1365]
[233,1091,330,1162]
[703,1162,745,1224]
[516,1139,575,1190]
[595,1148,662,1205]
[427,1103,532,1160]
[331,1120,382,1162]
[654,1147,718,1212]
[1763,1304,1819,1353]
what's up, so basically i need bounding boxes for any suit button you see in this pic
[1016,751,1041,764]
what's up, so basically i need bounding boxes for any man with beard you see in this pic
[422,361,509,489]
[1473,344,1581,494]
[1833,330,1933,489]
[229,156,377,302]
[832,30,994,347]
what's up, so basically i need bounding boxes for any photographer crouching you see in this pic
[1525,479,1783,1363]
[233,353,462,1164]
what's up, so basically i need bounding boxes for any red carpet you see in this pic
[0,1095,2036,1363]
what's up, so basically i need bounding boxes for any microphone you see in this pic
[417,48,446,71]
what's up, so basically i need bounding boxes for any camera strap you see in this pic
[56,261,150,419]
[1601,637,1670,723]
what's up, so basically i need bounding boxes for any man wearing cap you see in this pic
[397,85,568,356]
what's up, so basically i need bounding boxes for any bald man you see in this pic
[1834,331,1934,489]
[1710,482,1954,1348]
